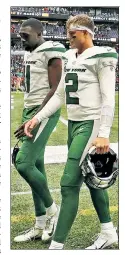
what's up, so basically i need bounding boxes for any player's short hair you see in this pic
[21,18,43,34]
[66,14,94,33]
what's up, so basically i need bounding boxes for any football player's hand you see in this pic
[24,117,39,138]
[14,121,27,139]
[91,137,110,154]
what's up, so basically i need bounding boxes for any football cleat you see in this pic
[85,227,118,249]
[14,226,43,242]
[42,205,60,243]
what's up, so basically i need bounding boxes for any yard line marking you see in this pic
[11,143,118,165]
[11,95,14,110]
[11,185,88,196]
[11,145,68,165]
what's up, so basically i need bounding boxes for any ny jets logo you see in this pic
[52,42,59,46]
[102,61,115,71]
[103,47,112,51]
[95,161,103,168]
[109,61,115,71]
[102,61,108,68]
[107,48,112,51]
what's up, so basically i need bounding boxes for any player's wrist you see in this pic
[98,127,110,138]
[34,113,41,124]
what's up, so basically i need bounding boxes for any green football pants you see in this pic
[15,106,61,216]
[53,119,111,243]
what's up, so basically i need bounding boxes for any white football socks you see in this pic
[35,215,46,229]
[49,240,64,249]
[101,222,114,231]
[35,202,57,228]
[46,202,57,216]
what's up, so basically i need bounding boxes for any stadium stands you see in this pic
[11,6,119,21]
[11,6,119,91]
[11,22,118,41]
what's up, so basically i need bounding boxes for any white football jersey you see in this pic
[62,46,118,121]
[35,46,118,137]
[24,41,66,108]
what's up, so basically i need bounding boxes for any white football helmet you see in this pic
[81,147,118,189]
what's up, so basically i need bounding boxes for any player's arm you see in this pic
[35,57,62,114]
[14,58,64,139]
[92,55,118,153]
[23,74,65,137]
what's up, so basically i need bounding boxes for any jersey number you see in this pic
[65,73,79,104]
[25,65,30,93]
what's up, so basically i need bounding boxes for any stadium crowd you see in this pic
[11,22,118,43]
[11,55,25,91]
[11,6,119,21]
[11,7,119,91]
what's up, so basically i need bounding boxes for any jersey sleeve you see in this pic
[44,42,66,63]
[97,52,118,138]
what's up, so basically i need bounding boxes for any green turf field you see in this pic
[11,92,119,250]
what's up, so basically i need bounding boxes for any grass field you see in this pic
[11,92,119,250]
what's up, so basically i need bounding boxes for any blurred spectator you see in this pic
[11,6,119,21]
[11,20,118,41]
[11,7,119,91]
[11,55,24,75]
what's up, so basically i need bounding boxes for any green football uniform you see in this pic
[35,46,118,243]
[15,41,65,216]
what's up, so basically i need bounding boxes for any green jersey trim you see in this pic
[37,47,66,53]
[87,52,118,59]
[62,56,68,60]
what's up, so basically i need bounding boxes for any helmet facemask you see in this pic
[81,148,118,189]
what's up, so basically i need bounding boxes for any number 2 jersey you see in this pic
[35,46,118,137]
[24,41,66,108]
[62,46,118,121]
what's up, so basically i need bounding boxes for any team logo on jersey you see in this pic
[107,48,112,51]
[102,61,108,68]
[102,61,115,71]
[109,61,115,71]
[71,68,86,72]
[103,46,112,51]
[25,61,37,64]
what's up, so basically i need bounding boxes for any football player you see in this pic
[13,18,66,242]
[19,15,118,249]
